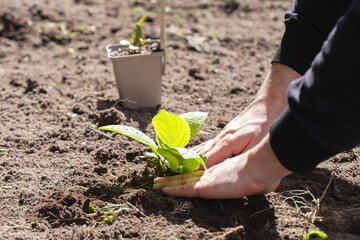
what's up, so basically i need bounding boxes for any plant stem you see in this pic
[160,0,166,75]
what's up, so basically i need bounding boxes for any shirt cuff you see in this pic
[269,108,336,175]
[272,22,325,76]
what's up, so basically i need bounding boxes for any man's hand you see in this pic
[154,135,292,199]
[193,63,301,168]
[192,98,276,168]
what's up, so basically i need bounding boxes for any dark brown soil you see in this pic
[1,0,359,239]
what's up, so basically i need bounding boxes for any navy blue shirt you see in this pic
[270,0,360,174]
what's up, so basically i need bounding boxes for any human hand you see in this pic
[193,63,301,168]
[193,98,279,168]
[154,135,292,199]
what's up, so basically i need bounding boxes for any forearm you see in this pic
[272,0,352,75]
[246,134,292,189]
[270,0,360,175]
[255,62,301,120]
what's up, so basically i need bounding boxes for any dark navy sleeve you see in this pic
[272,0,353,75]
[270,0,360,175]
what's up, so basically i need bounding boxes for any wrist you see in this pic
[245,134,292,187]
[256,63,301,111]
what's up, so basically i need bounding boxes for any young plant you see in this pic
[131,14,148,47]
[302,231,329,240]
[100,110,208,174]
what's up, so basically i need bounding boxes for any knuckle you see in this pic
[219,134,233,147]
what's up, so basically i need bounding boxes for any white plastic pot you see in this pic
[107,43,163,109]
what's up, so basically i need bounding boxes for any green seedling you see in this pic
[82,199,96,213]
[100,109,208,174]
[65,157,76,169]
[36,104,43,115]
[131,14,148,47]
[302,231,329,240]
[100,202,125,212]
[103,215,115,224]
[77,25,96,32]
[27,20,34,27]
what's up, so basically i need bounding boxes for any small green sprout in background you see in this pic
[302,231,329,240]
[103,215,115,224]
[65,157,76,169]
[23,56,30,62]
[82,199,96,213]
[120,182,127,189]
[100,109,208,174]
[36,104,43,115]
[27,19,34,27]
[76,25,96,32]
[131,14,148,47]
[100,202,125,212]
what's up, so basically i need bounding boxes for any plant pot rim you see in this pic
[106,42,163,60]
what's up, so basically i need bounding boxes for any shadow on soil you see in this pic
[122,187,280,239]
[95,99,158,132]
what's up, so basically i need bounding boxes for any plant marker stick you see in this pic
[160,0,166,75]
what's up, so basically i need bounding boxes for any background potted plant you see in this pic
[106,1,166,109]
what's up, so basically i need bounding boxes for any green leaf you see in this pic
[100,202,125,212]
[131,25,142,46]
[157,147,206,174]
[131,14,148,46]
[103,215,115,224]
[157,149,181,173]
[152,110,190,148]
[156,135,171,150]
[82,200,96,213]
[302,231,329,240]
[179,112,208,138]
[172,147,207,170]
[137,14,148,26]
[99,125,157,153]
[199,154,208,163]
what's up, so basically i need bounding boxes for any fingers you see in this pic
[192,132,252,169]
[153,171,204,198]
[191,139,214,155]
[153,170,204,184]
[192,138,233,168]
[162,182,199,198]
[153,154,273,199]
[204,145,232,167]
[153,176,201,190]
